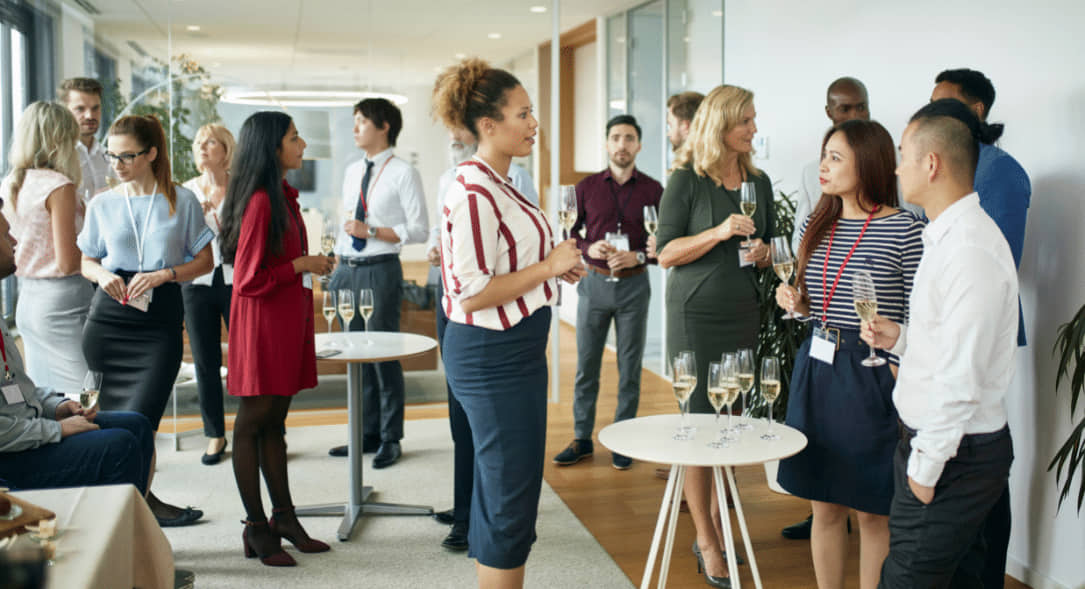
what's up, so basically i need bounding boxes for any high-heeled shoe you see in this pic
[269,506,330,553]
[692,540,745,565]
[241,520,296,567]
[695,550,732,588]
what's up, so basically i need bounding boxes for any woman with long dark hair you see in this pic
[219,111,334,567]
[78,114,214,525]
[775,119,924,589]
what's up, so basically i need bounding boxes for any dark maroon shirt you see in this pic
[571,167,663,270]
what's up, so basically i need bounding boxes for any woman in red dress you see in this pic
[219,112,336,566]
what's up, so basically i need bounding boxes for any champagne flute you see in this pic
[604,231,624,283]
[772,236,801,319]
[358,288,375,345]
[671,351,697,440]
[720,353,741,440]
[558,185,577,240]
[706,362,729,448]
[853,270,887,367]
[643,205,659,237]
[322,290,338,348]
[80,371,102,411]
[734,348,755,431]
[761,356,781,440]
[740,181,757,252]
[337,289,356,348]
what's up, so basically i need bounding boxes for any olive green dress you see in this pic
[657,166,775,414]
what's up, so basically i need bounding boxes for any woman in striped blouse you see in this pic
[431,58,585,588]
[775,119,924,589]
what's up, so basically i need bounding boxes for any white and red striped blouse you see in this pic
[440,156,556,331]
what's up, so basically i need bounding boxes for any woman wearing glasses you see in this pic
[1,102,92,392]
[78,114,214,526]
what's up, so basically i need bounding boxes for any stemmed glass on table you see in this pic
[322,291,338,348]
[772,236,802,320]
[358,289,375,345]
[707,357,740,448]
[337,289,355,348]
[733,348,755,431]
[852,269,887,367]
[671,351,697,440]
[760,357,781,440]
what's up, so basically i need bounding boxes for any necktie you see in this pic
[352,160,374,251]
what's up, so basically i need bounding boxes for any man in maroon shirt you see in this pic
[552,115,663,470]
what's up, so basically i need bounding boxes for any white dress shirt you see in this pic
[76,137,114,202]
[441,156,557,331]
[889,192,1018,487]
[334,147,428,259]
[427,162,537,252]
[181,178,233,285]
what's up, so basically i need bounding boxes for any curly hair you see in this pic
[432,58,521,135]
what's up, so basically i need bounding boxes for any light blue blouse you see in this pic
[77,185,214,273]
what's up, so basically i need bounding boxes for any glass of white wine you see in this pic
[80,371,102,411]
[322,290,338,348]
[558,185,577,240]
[337,289,356,348]
[761,357,781,441]
[671,351,697,440]
[734,348,755,431]
[740,181,757,253]
[358,288,375,345]
[853,269,886,367]
[706,361,730,448]
[643,205,658,237]
[772,236,801,320]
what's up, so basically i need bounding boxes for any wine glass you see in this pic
[358,289,375,345]
[761,356,781,441]
[604,231,625,283]
[720,353,741,441]
[706,361,729,448]
[558,185,577,240]
[322,290,338,348]
[772,236,801,320]
[671,351,697,440]
[734,348,755,430]
[320,218,337,285]
[337,289,356,348]
[853,270,886,367]
[80,371,102,411]
[643,205,658,237]
[740,181,757,251]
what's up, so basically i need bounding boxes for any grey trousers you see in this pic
[572,269,650,440]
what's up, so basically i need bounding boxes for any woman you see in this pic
[775,119,924,589]
[431,58,584,588]
[78,114,214,526]
[218,112,334,567]
[1,102,92,392]
[656,84,774,588]
[181,123,236,465]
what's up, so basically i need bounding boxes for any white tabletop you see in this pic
[315,332,437,363]
[599,414,807,467]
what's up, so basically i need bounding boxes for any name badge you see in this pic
[738,247,754,268]
[127,288,153,313]
[302,272,313,290]
[1,382,23,405]
[609,233,630,252]
[810,326,837,365]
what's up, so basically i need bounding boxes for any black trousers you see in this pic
[436,280,473,527]
[181,266,232,438]
[879,426,1013,589]
[329,257,404,441]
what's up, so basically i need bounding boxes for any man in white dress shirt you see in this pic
[327,98,428,469]
[58,78,115,201]
[862,100,1018,588]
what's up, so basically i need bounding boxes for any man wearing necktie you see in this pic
[327,98,428,469]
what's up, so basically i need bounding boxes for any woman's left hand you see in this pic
[742,239,770,264]
[127,269,170,299]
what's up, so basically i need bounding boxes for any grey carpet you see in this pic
[154,419,633,588]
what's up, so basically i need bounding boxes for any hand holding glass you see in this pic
[81,371,102,411]
[853,270,886,367]
[772,236,801,319]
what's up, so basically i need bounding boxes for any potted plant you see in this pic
[1050,302,1085,511]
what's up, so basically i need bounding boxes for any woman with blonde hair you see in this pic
[181,123,236,464]
[656,84,774,588]
[1,101,91,392]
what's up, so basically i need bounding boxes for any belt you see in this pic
[587,264,646,279]
[899,420,1010,450]
[340,253,398,267]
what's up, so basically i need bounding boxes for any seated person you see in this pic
[0,203,152,493]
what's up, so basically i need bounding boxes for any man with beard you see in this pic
[58,78,115,201]
[552,115,662,470]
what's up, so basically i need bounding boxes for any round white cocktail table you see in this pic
[295,331,437,541]
[599,413,807,589]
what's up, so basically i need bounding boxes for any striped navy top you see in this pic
[799,210,925,362]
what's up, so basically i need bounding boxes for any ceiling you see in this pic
[89,0,643,92]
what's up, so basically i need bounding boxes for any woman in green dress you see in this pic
[657,84,774,588]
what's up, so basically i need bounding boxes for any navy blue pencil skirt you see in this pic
[776,329,899,515]
[442,307,551,569]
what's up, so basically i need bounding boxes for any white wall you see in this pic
[723,1,1085,587]
[574,41,603,172]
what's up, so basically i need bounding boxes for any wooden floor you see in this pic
[167,320,1030,589]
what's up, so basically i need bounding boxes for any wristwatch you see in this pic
[635,251,646,265]
[367,225,378,238]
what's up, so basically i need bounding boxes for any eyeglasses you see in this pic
[105,148,150,164]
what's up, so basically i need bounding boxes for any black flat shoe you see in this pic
[201,440,228,465]
[441,522,468,551]
[156,506,204,527]
[433,509,456,526]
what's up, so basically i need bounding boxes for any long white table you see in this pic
[296,331,438,541]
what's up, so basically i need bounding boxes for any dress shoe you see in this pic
[241,520,295,567]
[441,522,469,551]
[328,437,381,457]
[433,509,456,525]
[201,439,228,465]
[611,453,633,470]
[372,441,402,469]
[552,439,593,466]
[156,506,204,527]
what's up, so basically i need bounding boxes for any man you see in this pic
[552,115,661,470]
[327,98,428,469]
[863,99,1018,588]
[426,128,538,552]
[931,67,1031,589]
[58,78,114,201]
[0,202,153,493]
[666,91,704,151]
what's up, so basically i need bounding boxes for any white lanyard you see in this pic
[123,181,158,271]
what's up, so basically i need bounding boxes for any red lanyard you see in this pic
[0,329,12,380]
[358,157,392,216]
[821,206,879,323]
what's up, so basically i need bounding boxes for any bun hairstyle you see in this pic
[934,68,1004,142]
[108,115,179,215]
[432,58,521,136]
